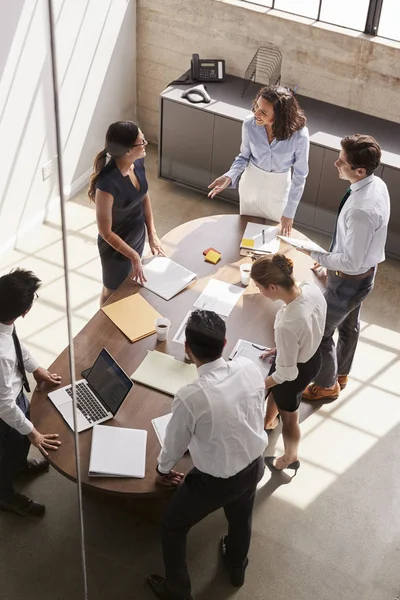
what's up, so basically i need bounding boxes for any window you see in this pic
[238,0,400,41]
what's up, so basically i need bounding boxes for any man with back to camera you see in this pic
[298,134,390,402]
[147,309,267,600]
[0,268,62,518]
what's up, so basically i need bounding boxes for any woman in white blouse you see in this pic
[208,86,309,236]
[250,253,326,474]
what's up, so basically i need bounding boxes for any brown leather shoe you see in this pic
[338,375,348,390]
[302,382,341,402]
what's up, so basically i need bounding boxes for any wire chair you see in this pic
[242,44,282,97]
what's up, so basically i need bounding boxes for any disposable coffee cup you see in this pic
[155,317,171,342]
[240,263,252,286]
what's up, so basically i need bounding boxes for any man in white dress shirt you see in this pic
[147,310,267,600]
[0,269,61,517]
[299,134,390,401]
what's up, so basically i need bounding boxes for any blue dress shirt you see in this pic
[224,115,310,219]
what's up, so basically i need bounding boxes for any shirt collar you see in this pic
[0,322,13,334]
[197,357,226,376]
[350,174,374,193]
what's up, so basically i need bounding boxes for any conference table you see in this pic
[31,214,321,502]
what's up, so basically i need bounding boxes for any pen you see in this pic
[252,343,267,351]
[262,229,265,244]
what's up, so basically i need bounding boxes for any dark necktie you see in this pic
[329,188,351,252]
[12,327,31,393]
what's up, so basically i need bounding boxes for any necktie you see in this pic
[329,188,351,252]
[12,327,31,393]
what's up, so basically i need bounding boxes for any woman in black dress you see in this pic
[88,121,165,305]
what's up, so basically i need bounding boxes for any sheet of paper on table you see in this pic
[229,339,272,379]
[278,236,328,254]
[193,279,245,318]
[152,413,172,447]
[172,310,194,344]
[241,223,280,254]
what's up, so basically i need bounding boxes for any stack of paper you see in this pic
[193,279,244,317]
[229,339,272,378]
[141,257,197,300]
[88,425,147,478]
[101,293,162,342]
[131,350,198,395]
[152,413,172,446]
[241,223,280,254]
[278,236,328,254]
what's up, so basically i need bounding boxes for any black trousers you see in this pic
[161,456,264,597]
[0,390,31,501]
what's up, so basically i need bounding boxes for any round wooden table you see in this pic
[31,215,320,498]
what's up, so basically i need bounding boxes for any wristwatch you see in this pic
[156,465,169,476]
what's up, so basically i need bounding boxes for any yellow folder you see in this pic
[101,293,162,343]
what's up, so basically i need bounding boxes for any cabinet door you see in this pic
[210,116,242,203]
[160,100,214,190]
[294,143,324,228]
[381,166,400,258]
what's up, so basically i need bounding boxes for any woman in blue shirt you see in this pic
[208,86,309,236]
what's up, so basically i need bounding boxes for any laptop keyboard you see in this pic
[65,382,108,423]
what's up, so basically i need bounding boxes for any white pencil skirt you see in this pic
[238,162,291,222]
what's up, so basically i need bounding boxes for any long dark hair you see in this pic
[252,86,306,141]
[88,121,139,201]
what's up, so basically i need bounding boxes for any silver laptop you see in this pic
[48,348,133,433]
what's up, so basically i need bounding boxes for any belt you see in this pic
[334,266,375,280]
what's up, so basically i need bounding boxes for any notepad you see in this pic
[241,223,280,254]
[88,425,147,478]
[278,236,328,254]
[229,339,272,378]
[101,293,162,343]
[152,413,172,446]
[131,350,198,396]
[141,257,197,301]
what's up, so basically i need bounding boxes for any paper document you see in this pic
[152,413,172,446]
[131,350,198,396]
[141,257,197,301]
[193,279,244,317]
[101,293,161,343]
[241,223,280,254]
[172,310,194,344]
[278,236,328,254]
[88,425,147,478]
[229,339,272,378]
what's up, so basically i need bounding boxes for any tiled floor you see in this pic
[1,145,399,600]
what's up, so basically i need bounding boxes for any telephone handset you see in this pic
[191,53,225,82]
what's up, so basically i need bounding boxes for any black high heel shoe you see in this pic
[264,456,301,477]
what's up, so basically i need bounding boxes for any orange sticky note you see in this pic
[205,250,221,264]
[241,238,254,248]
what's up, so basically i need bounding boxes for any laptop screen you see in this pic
[86,348,133,415]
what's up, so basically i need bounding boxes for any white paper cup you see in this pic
[240,263,252,286]
[155,317,171,341]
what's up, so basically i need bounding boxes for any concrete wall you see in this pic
[136,0,400,142]
[0,0,136,254]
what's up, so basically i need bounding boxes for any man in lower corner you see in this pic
[147,309,267,600]
[299,134,390,402]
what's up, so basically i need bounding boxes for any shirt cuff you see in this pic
[272,365,299,384]
[223,170,239,188]
[18,418,34,436]
[24,357,39,373]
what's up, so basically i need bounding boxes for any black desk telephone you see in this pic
[191,54,225,82]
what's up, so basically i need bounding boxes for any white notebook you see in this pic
[229,339,272,379]
[141,257,197,300]
[152,413,172,446]
[241,223,280,254]
[88,425,147,478]
[131,350,198,396]
[278,235,328,254]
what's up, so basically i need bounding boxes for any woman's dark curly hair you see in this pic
[252,86,306,141]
